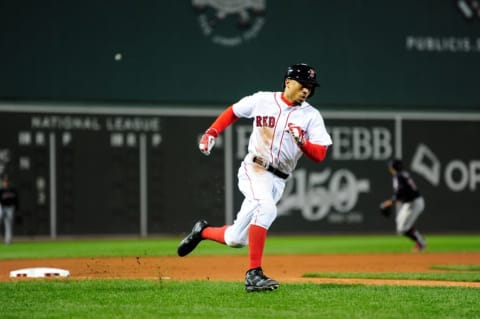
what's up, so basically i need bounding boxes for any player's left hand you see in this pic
[286,123,305,146]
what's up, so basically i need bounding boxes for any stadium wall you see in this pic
[0,0,479,110]
[0,104,479,236]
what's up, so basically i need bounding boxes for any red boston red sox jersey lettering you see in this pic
[255,116,276,128]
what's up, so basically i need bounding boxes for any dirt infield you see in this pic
[1,253,479,287]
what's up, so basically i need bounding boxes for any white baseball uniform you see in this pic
[224,91,332,247]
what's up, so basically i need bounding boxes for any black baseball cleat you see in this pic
[245,267,279,292]
[177,220,209,257]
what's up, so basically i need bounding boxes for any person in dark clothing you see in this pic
[380,159,426,251]
[0,175,19,245]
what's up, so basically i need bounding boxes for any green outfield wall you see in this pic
[0,0,479,110]
[0,104,479,237]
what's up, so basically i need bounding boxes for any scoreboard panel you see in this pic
[0,108,225,237]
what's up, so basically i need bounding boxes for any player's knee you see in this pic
[254,200,277,229]
[224,236,247,248]
[224,227,247,248]
[397,226,409,235]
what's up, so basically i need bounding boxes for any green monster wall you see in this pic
[0,0,479,109]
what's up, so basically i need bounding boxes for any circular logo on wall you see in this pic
[192,0,267,47]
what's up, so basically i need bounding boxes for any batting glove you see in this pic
[199,128,218,156]
[287,123,305,146]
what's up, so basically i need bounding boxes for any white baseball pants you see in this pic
[224,158,286,247]
[395,197,425,234]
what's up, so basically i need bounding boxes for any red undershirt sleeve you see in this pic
[300,140,328,163]
[205,105,239,137]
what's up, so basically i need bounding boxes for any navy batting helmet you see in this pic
[284,63,320,97]
[389,159,404,171]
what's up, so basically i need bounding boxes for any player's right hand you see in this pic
[380,199,393,209]
[199,128,218,156]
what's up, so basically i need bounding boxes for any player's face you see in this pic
[389,167,396,175]
[284,79,312,104]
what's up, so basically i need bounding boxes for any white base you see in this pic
[10,267,70,278]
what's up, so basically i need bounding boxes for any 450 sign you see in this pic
[277,168,370,222]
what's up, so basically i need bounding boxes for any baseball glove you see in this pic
[379,202,393,218]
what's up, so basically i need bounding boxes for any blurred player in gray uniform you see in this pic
[380,159,426,251]
[0,175,19,245]
[177,63,332,292]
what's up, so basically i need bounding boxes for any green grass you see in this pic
[1,235,479,319]
[0,280,479,319]
[1,234,479,259]
[303,272,480,282]
[0,237,178,259]
[431,265,480,272]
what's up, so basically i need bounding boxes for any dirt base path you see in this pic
[1,252,479,288]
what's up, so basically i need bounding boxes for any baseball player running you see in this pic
[380,159,427,251]
[177,63,333,292]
